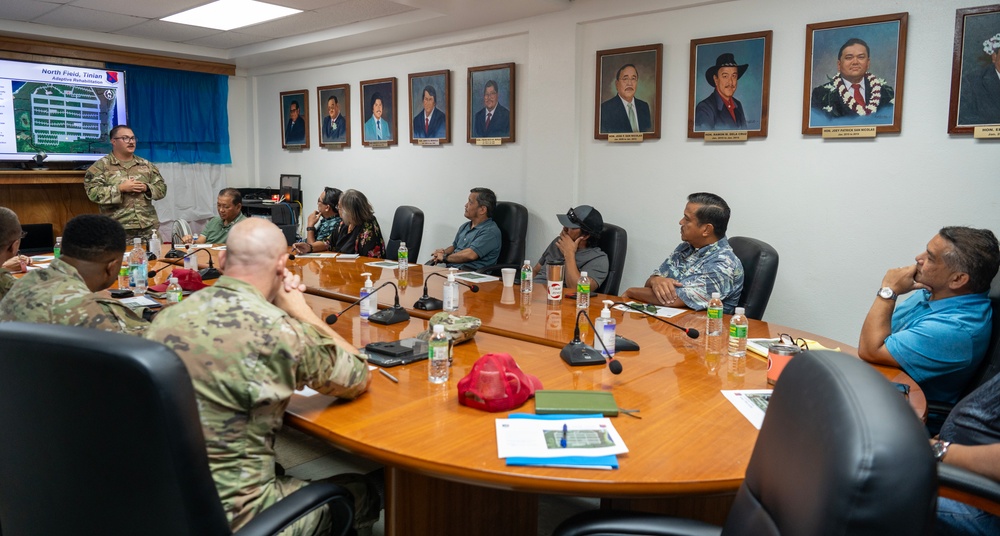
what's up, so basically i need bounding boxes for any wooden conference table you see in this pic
[284,256,925,535]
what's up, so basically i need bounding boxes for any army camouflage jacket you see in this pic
[144,276,369,532]
[0,258,148,335]
[0,268,14,301]
[84,153,167,231]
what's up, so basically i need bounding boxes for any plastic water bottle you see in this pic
[706,292,724,370]
[428,324,449,384]
[148,230,161,260]
[397,242,408,288]
[118,252,129,290]
[166,277,182,304]
[520,259,533,293]
[359,272,374,320]
[728,306,748,377]
[128,237,148,295]
[53,236,62,258]
[594,299,616,357]
[576,271,591,309]
[443,268,460,311]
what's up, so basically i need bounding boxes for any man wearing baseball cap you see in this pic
[532,205,608,291]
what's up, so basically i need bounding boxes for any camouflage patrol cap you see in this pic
[416,312,481,345]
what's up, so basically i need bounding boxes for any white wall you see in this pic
[233,0,1000,345]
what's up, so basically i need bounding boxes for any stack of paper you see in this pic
[495,414,628,469]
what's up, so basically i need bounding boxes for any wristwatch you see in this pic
[932,440,951,462]
[877,287,897,301]
[306,226,316,232]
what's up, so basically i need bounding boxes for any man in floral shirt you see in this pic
[810,37,895,119]
[624,192,744,313]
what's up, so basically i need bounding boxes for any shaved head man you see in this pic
[145,218,379,535]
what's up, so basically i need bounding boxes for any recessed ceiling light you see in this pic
[162,0,301,31]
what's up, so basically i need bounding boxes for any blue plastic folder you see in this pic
[504,413,619,469]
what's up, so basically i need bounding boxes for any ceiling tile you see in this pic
[3,1,62,21]
[33,5,146,32]
[116,19,223,42]
[184,30,274,48]
[272,0,352,11]
[245,0,415,38]
[69,0,203,19]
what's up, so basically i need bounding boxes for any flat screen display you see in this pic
[0,58,127,162]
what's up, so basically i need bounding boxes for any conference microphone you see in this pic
[559,310,622,374]
[147,246,201,278]
[613,301,700,339]
[325,281,410,326]
[413,271,480,311]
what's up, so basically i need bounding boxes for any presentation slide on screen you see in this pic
[0,59,126,160]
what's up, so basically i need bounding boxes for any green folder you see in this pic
[534,390,619,417]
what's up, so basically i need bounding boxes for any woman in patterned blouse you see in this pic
[326,189,385,258]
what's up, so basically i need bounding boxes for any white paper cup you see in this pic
[501,268,516,287]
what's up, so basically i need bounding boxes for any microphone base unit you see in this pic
[413,296,443,311]
[615,335,640,352]
[559,340,607,367]
[369,306,410,326]
[164,249,185,259]
[199,267,222,280]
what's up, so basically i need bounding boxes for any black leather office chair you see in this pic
[926,297,1000,434]
[729,236,779,320]
[385,205,424,261]
[554,350,937,536]
[939,462,1000,517]
[493,201,528,266]
[0,323,354,536]
[596,222,627,295]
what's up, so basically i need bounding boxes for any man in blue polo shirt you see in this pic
[428,188,501,271]
[859,226,1000,404]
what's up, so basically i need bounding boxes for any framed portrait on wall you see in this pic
[594,44,662,141]
[688,31,772,139]
[948,5,1000,134]
[408,70,450,144]
[802,13,908,135]
[280,90,309,149]
[360,77,397,147]
[317,84,350,147]
[467,63,515,144]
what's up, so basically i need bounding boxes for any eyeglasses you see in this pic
[627,302,658,314]
[778,333,809,351]
[113,136,137,142]
[566,207,593,234]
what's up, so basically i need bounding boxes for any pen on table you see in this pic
[560,423,568,448]
[378,367,399,383]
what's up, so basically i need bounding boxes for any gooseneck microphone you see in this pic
[559,310,623,374]
[147,246,201,278]
[325,281,410,326]
[613,301,700,339]
[413,271,480,311]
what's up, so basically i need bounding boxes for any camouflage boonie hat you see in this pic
[416,313,481,345]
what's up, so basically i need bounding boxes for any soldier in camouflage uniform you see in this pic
[0,207,24,301]
[84,125,167,243]
[145,218,377,536]
[0,214,148,335]
[624,192,744,313]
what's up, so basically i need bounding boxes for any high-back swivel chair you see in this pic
[385,205,424,261]
[596,222,627,295]
[729,236,779,320]
[492,201,528,266]
[0,322,354,536]
[554,350,937,536]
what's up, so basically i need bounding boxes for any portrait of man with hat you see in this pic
[532,205,609,292]
[694,53,749,131]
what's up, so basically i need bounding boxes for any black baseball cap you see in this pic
[557,205,603,236]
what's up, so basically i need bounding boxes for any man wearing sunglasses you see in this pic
[532,205,608,291]
[624,192,743,313]
[0,207,24,301]
[84,125,167,244]
[859,226,999,405]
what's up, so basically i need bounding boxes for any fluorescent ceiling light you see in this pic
[162,0,301,31]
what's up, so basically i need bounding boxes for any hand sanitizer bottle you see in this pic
[360,272,375,319]
[443,268,460,311]
[594,300,616,357]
